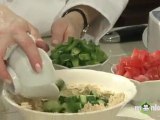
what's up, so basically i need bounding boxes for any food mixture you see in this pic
[12,83,125,113]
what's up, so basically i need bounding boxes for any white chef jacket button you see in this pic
[6,0,13,2]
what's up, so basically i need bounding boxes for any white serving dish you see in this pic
[111,64,160,105]
[2,69,136,120]
[53,58,109,71]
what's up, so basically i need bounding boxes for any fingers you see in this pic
[15,32,42,73]
[0,59,11,82]
[51,20,68,45]
[51,27,64,45]
[51,18,79,45]
[29,23,49,52]
[0,46,12,82]
[63,27,75,42]
[28,23,41,39]
[36,39,49,52]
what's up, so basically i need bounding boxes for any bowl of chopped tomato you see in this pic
[111,48,160,105]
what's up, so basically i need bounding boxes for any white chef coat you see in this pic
[1,0,128,43]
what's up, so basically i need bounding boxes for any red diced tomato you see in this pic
[125,67,141,77]
[150,50,160,61]
[157,65,160,78]
[140,67,146,75]
[145,67,160,80]
[131,48,149,62]
[124,71,132,79]
[133,75,149,82]
[130,56,142,68]
[115,49,160,82]
[138,50,149,62]
[119,56,131,66]
[131,48,140,58]
[115,64,125,75]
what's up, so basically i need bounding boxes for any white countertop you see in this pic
[1,39,157,120]
[99,40,147,73]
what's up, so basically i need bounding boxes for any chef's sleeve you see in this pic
[58,0,129,43]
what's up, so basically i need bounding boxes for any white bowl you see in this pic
[2,69,136,120]
[111,65,160,105]
[6,47,59,98]
[53,58,109,71]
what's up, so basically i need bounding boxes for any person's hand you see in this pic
[51,11,84,45]
[0,5,49,83]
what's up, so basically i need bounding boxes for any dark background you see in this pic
[115,0,160,27]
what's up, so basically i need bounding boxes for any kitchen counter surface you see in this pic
[1,38,155,120]
[98,40,147,73]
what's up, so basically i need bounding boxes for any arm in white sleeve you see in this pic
[58,0,129,43]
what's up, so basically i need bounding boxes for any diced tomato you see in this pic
[145,67,160,80]
[130,56,142,68]
[150,50,160,61]
[143,61,151,70]
[114,49,160,82]
[115,64,125,75]
[124,71,132,79]
[131,48,140,58]
[139,50,149,62]
[140,67,146,75]
[125,67,141,77]
[119,56,131,66]
[133,75,149,82]
[131,48,149,62]
[157,65,160,77]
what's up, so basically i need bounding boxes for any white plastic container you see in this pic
[143,7,160,52]
[5,47,59,99]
